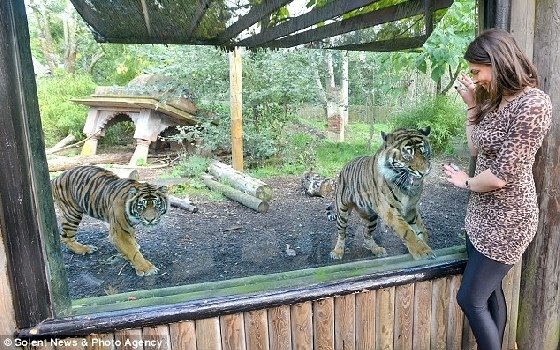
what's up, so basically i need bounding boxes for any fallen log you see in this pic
[301,171,334,197]
[169,195,198,213]
[202,175,269,213]
[47,153,134,172]
[45,131,102,155]
[208,161,272,201]
[104,167,139,180]
[45,134,76,155]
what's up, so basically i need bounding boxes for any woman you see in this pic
[443,28,552,350]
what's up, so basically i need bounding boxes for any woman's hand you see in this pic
[454,73,477,108]
[442,163,470,189]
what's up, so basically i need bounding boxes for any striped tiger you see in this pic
[51,165,168,276]
[328,127,435,260]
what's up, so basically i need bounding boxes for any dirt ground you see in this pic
[60,156,470,300]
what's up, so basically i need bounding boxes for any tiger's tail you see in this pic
[326,203,337,221]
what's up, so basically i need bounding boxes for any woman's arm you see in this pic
[443,165,505,193]
[466,108,478,156]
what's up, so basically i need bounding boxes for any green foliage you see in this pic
[36,72,96,146]
[390,96,465,153]
[315,140,373,177]
[417,0,477,85]
[100,121,135,146]
[172,155,211,178]
[251,123,382,179]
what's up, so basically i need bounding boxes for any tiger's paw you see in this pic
[66,242,98,255]
[330,250,344,260]
[330,240,345,260]
[408,243,436,260]
[363,239,387,257]
[135,263,159,276]
[369,246,387,257]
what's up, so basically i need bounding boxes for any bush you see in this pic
[390,96,465,153]
[172,155,210,178]
[37,72,96,147]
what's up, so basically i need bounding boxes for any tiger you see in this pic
[328,127,435,260]
[51,165,168,276]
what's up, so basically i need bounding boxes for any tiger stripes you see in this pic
[329,127,435,260]
[51,165,168,276]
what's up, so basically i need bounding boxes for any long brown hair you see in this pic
[464,28,538,124]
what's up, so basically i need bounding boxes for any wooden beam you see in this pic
[140,0,152,36]
[217,0,293,44]
[229,47,243,171]
[69,0,110,42]
[424,0,434,37]
[238,0,382,47]
[261,0,452,49]
[185,0,213,39]
[329,35,427,52]
[517,0,560,347]
[18,259,466,337]
[0,0,70,327]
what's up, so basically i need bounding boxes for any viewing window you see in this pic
[6,0,475,324]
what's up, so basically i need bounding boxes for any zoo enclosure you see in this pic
[0,0,558,349]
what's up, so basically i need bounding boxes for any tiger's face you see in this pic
[379,127,432,189]
[126,185,168,226]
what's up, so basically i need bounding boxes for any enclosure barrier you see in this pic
[19,246,522,350]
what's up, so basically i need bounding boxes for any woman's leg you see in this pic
[488,287,509,343]
[457,238,513,350]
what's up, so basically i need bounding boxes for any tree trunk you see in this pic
[169,196,198,213]
[323,52,345,142]
[202,175,269,213]
[62,0,77,74]
[28,0,57,72]
[326,51,335,90]
[313,61,328,120]
[326,85,344,142]
[208,161,272,201]
[341,51,349,126]
[87,49,106,75]
[517,0,560,348]
[47,153,134,172]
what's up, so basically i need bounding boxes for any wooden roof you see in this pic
[70,0,454,51]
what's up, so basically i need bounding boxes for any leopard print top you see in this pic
[465,88,552,265]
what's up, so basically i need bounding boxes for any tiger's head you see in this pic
[126,184,169,226]
[378,127,432,190]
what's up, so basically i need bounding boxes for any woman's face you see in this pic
[468,63,492,91]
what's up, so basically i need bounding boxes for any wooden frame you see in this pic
[18,259,466,338]
[0,0,70,328]
[68,0,455,51]
[0,1,469,333]
[4,1,557,348]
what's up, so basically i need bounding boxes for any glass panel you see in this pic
[28,0,474,314]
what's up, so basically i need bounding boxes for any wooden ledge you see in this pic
[18,246,466,338]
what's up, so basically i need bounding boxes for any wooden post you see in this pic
[229,47,243,172]
[0,0,70,328]
[0,227,17,335]
[517,0,560,348]
[503,6,535,349]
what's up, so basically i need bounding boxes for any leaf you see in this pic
[415,56,427,74]
[431,64,446,81]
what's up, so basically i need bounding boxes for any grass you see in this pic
[249,120,388,179]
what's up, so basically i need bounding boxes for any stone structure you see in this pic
[72,74,197,165]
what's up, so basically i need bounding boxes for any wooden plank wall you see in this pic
[29,271,518,350]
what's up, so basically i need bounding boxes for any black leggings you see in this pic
[456,237,513,350]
